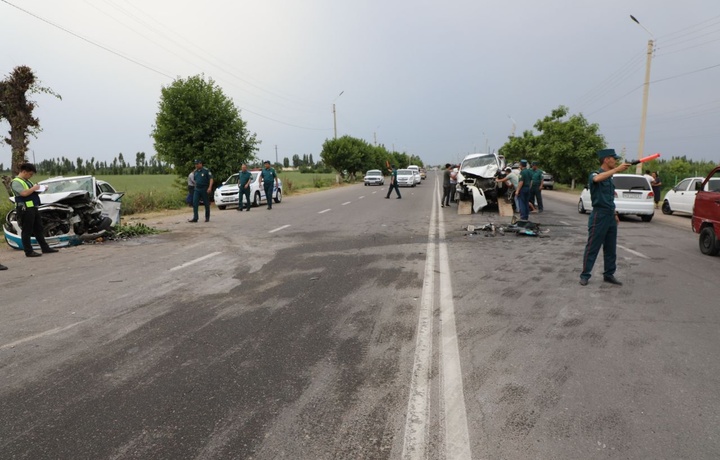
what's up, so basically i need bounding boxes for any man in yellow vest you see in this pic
[10,163,59,257]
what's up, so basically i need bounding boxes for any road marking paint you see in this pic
[358,196,365,199]
[342,201,351,206]
[618,244,650,259]
[437,183,472,459]
[372,191,377,194]
[318,209,331,214]
[0,319,91,350]
[402,179,438,460]
[268,225,290,234]
[169,251,222,271]
[559,220,570,226]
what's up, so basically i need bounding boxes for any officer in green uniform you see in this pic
[528,161,544,212]
[579,149,631,286]
[385,164,401,199]
[10,163,59,257]
[515,160,532,219]
[259,160,278,210]
[237,164,253,211]
[189,159,213,222]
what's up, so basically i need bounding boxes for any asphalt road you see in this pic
[1,172,718,459]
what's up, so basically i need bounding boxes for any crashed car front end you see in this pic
[455,153,505,212]
[4,177,119,251]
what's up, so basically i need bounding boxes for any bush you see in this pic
[120,190,186,215]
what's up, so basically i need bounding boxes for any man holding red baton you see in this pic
[579,149,631,286]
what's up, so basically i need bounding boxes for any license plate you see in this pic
[622,192,641,199]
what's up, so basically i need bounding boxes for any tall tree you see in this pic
[151,74,259,184]
[0,65,60,176]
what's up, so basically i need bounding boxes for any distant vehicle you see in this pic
[662,177,705,215]
[407,165,420,173]
[419,168,427,179]
[396,169,416,187]
[542,173,555,190]
[364,169,385,186]
[578,174,654,222]
[691,166,720,256]
[214,170,282,210]
[412,169,421,185]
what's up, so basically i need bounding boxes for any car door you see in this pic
[97,181,124,225]
[677,179,701,214]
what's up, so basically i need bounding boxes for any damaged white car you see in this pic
[4,175,124,250]
[455,152,506,212]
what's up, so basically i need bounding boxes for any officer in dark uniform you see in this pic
[528,161,544,212]
[189,159,213,222]
[237,163,253,211]
[10,163,59,257]
[259,160,278,210]
[385,164,401,199]
[579,149,631,286]
[515,160,532,220]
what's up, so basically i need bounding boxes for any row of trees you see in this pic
[320,135,423,180]
[497,105,716,189]
[33,154,172,176]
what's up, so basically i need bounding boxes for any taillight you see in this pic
[647,191,654,199]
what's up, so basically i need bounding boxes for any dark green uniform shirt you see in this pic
[531,169,544,188]
[193,167,213,188]
[261,167,277,183]
[391,168,398,182]
[589,168,615,213]
[519,168,533,190]
[239,170,253,188]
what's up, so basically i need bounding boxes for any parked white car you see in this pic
[662,177,705,215]
[395,169,416,187]
[214,170,282,210]
[364,169,385,186]
[578,173,655,222]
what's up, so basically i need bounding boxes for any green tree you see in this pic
[283,157,289,168]
[320,135,373,181]
[151,74,259,184]
[0,65,60,177]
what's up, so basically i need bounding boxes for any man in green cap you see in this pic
[189,159,213,222]
[579,148,631,286]
[528,161,544,212]
[237,164,253,211]
[259,160,278,210]
[385,164,401,199]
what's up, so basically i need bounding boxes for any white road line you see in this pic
[169,251,222,272]
[618,244,651,259]
[437,182,472,459]
[0,319,91,350]
[342,201,351,206]
[559,220,570,226]
[372,191,377,194]
[268,224,291,234]
[318,209,331,214]
[358,196,365,199]
[402,179,438,460]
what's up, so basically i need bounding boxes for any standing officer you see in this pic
[515,159,532,220]
[528,161,544,213]
[259,160,278,210]
[385,164,402,199]
[441,163,452,207]
[189,159,213,222]
[10,163,59,257]
[237,164,253,211]
[579,149,631,286]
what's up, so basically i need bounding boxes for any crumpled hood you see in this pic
[39,191,91,204]
[459,163,499,180]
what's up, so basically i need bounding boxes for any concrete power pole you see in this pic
[636,38,654,174]
[275,145,278,165]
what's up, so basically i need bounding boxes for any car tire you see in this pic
[640,214,653,222]
[578,199,586,214]
[253,191,261,207]
[365,183,368,186]
[699,227,720,256]
[661,200,673,215]
[217,205,226,210]
[274,189,282,203]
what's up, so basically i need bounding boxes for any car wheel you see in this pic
[253,191,261,207]
[364,183,368,186]
[699,227,720,256]
[217,205,226,210]
[578,199,586,214]
[640,214,653,222]
[661,200,673,215]
[273,189,282,203]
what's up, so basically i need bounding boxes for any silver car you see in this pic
[364,169,385,186]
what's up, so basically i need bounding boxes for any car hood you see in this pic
[40,191,92,204]
[458,164,499,180]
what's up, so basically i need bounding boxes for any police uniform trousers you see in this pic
[239,186,251,210]
[263,182,274,209]
[517,187,530,220]
[386,182,401,198]
[193,187,211,221]
[19,207,52,254]
[581,210,617,280]
[528,186,543,211]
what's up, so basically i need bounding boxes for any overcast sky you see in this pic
[2,0,719,172]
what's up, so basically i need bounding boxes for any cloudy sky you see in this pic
[2,0,719,171]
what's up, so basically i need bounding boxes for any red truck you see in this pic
[692,166,720,255]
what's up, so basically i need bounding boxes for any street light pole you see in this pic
[333,91,344,139]
[631,15,654,174]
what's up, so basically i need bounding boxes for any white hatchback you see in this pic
[662,177,705,215]
[396,169,416,187]
[578,174,655,222]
